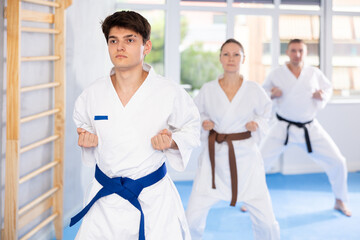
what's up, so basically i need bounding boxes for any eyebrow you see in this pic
[108,34,138,40]
[123,34,137,38]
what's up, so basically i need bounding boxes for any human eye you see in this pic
[127,38,135,43]
[109,39,117,44]
[223,53,228,56]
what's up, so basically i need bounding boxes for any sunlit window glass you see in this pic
[280,0,320,11]
[279,15,320,67]
[180,11,226,93]
[134,10,165,75]
[333,0,360,12]
[332,16,360,96]
[233,0,274,8]
[117,0,165,4]
[181,0,226,7]
[234,15,272,84]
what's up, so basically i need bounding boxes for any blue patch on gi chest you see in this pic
[94,115,108,120]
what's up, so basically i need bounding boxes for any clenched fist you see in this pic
[245,121,258,132]
[202,120,215,131]
[77,128,98,148]
[151,129,178,150]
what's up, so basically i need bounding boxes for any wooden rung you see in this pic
[21,9,54,23]
[20,135,59,154]
[21,26,61,34]
[20,108,60,124]
[19,161,59,184]
[19,213,58,240]
[19,197,52,229]
[19,187,59,216]
[21,55,60,62]
[21,82,60,93]
[22,0,60,8]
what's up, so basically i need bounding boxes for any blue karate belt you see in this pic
[69,162,167,240]
[276,113,313,153]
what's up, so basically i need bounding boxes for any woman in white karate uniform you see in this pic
[186,39,280,240]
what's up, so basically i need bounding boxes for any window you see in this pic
[115,0,360,97]
[280,0,320,10]
[180,11,226,92]
[279,15,320,67]
[117,0,165,4]
[233,0,274,8]
[137,10,165,75]
[234,15,272,84]
[333,0,360,12]
[332,16,360,96]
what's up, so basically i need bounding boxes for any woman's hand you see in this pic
[202,120,215,131]
[245,121,258,132]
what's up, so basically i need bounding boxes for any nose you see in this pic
[117,42,125,51]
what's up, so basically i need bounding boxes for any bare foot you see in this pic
[334,199,352,217]
[240,205,247,212]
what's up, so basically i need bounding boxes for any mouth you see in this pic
[116,55,127,58]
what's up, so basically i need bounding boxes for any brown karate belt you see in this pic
[208,129,251,206]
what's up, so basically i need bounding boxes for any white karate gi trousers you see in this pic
[186,187,280,240]
[260,119,348,202]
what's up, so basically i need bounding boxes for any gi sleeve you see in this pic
[164,87,201,172]
[252,85,272,144]
[193,85,213,141]
[314,70,332,110]
[262,70,276,97]
[193,85,211,123]
[73,90,96,166]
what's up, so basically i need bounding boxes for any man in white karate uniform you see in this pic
[70,11,200,240]
[260,39,351,217]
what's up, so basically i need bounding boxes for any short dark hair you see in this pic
[287,39,306,49]
[101,11,151,45]
[220,38,245,55]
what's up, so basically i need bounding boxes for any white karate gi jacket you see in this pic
[192,77,272,202]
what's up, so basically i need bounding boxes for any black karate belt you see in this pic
[69,162,167,240]
[276,113,313,153]
[208,129,251,207]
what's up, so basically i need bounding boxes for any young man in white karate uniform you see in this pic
[260,39,351,217]
[70,11,200,240]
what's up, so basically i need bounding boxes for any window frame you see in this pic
[115,0,360,98]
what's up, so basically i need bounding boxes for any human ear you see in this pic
[143,40,152,56]
[241,54,245,64]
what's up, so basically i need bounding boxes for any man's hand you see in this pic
[245,121,258,132]
[77,128,98,148]
[312,89,323,100]
[202,120,215,131]
[271,87,282,99]
[151,129,178,150]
